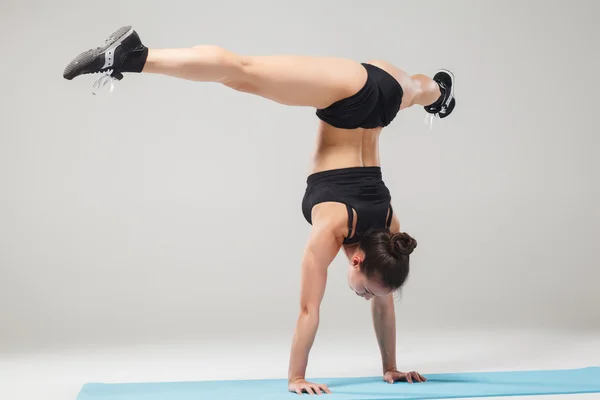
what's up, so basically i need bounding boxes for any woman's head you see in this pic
[347,230,417,300]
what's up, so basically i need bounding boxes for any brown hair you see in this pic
[358,229,417,290]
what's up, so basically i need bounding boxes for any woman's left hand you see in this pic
[384,369,427,384]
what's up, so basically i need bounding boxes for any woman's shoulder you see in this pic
[310,201,350,239]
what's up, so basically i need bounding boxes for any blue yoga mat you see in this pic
[77,367,600,399]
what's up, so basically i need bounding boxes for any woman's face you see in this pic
[347,256,392,300]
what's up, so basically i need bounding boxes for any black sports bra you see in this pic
[301,167,393,244]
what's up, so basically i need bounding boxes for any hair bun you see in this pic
[390,232,417,256]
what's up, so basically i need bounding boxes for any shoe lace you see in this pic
[423,104,447,130]
[424,112,435,130]
[92,70,118,95]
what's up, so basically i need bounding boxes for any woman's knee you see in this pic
[190,45,254,91]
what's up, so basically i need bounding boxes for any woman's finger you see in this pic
[410,371,423,383]
[304,385,316,395]
[320,384,332,394]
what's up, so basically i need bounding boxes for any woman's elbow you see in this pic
[299,305,320,321]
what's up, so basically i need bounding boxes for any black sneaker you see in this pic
[63,26,146,93]
[424,69,455,128]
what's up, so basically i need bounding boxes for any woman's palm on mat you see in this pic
[384,369,427,384]
[288,378,332,395]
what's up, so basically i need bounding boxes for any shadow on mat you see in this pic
[325,377,383,388]
[423,376,478,383]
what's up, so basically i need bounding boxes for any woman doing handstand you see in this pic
[63,26,456,395]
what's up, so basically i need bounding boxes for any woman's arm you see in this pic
[371,213,401,372]
[371,213,426,383]
[371,293,397,373]
[288,208,344,390]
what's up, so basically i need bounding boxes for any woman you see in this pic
[63,26,455,395]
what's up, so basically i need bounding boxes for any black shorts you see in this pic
[315,63,404,130]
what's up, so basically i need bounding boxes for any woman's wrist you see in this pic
[384,365,398,373]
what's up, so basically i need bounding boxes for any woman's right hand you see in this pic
[288,378,332,395]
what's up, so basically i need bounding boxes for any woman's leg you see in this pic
[62,26,367,109]
[142,46,368,109]
[364,60,442,109]
[63,26,450,113]
[407,75,443,107]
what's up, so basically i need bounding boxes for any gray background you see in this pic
[1,0,598,356]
